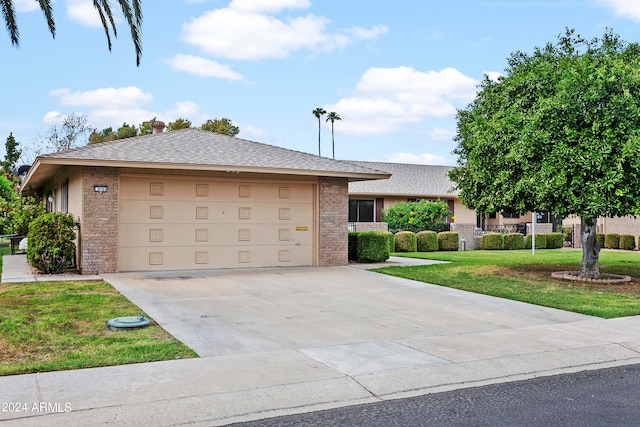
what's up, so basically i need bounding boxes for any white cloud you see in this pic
[325,66,478,136]
[65,0,104,28]
[484,70,502,82]
[593,0,640,22]
[228,0,310,13]
[164,54,243,80]
[46,86,203,131]
[426,127,455,141]
[42,111,65,125]
[181,3,384,60]
[49,86,154,109]
[14,0,40,12]
[383,152,455,166]
[345,25,388,40]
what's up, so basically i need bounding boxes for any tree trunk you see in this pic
[580,217,600,278]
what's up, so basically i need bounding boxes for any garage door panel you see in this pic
[118,245,313,271]
[120,179,311,203]
[119,223,313,247]
[121,200,311,224]
[118,176,315,271]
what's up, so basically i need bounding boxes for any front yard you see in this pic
[0,253,197,376]
[376,249,640,319]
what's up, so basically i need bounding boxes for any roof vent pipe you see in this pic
[152,121,166,134]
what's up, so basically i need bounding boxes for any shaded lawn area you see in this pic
[0,254,197,376]
[375,249,640,319]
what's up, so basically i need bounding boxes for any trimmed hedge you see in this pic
[596,233,605,248]
[525,233,547,249]
[481,233,504,250]
[416,230,438,252]
[504,233,524,250]
[356,231,390,262]
[438,231,459,251]
[348,232,359,261]
[384,231,395,253]
[545,232,564,249]
[604,233,620,249]
[395,231,417,252]
[620,234,635,250]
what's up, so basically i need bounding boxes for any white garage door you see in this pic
[118,175,315,271]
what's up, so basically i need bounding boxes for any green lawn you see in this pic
[374,249,640,319]
[0,254,197,376]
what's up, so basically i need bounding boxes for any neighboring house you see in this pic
[346,161,555,248]
[346,161,476,232]
[20,125,389,273]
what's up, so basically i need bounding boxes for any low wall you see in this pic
[450,223,481,250]
[350,222,389,232]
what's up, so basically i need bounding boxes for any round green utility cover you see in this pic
[106,315,151,331]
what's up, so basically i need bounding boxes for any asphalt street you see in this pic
[233,363,640,427]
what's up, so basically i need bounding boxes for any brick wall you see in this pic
[450,223,481,250]
[351,222,389,232]
[318,177,348,266]
[81,167,119,274]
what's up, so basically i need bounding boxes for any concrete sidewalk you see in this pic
[1,253,102,283]
[1,256,640,426]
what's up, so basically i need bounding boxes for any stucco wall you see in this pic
[81,166,119,274]
[318,177,348,266]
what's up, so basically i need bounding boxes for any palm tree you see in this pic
[325,112,341,159]
[312,107,326,156]
[2,0,143,66]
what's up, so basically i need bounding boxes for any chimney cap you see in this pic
[152,121,166,134]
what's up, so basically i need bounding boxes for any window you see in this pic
[349,199,374,222]
[61,180,69,213]
[501,211,520,219]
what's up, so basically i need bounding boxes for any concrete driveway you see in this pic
[104,263,592,361]
[4,260,640,425]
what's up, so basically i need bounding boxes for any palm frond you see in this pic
[118,0,143,66]
[1,0,19,45]
[37,0,55,39]
[93,0,113,51]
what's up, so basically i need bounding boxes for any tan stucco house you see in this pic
[20,126,389,273]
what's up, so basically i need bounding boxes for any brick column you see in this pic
[318,177,348,266]
[81,167,119,274]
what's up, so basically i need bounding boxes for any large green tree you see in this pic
[200,118,239,137]
[449,29,640,278]
[2,0,143,65]
[312,107,326,156]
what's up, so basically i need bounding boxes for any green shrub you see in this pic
[384,231,395,253]
[481,233,504,250]
[525,233,547,249]
[416,230,438,252]
[604,233,620,249]
[619,234,635,250]
[546,232,564,249]
[596,233,605,248]
[348,232,358,261]
[356,231,390,262]
[394,231,417,252]
[27,212,78,274]
[504,233,524,250]
[438,231,459,251]
[382,200,450,232]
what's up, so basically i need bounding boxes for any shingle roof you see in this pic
[347,161,458,197]
[29,128,390,179]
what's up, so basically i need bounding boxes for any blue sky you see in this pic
[2,0,640,166]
